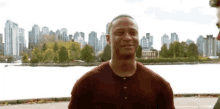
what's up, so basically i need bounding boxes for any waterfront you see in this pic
[0,62,220,101]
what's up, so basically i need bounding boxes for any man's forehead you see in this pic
[112,18,138,30]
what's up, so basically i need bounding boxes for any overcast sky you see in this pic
[0,0,218,50]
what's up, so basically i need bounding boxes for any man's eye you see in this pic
[116,32,124,36]
[130,31,136,35]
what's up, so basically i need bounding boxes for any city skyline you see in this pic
[0,0,218,51]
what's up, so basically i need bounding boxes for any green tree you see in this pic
[42,43,47,53]
[22,54,28,63]
[43,49,55,62]
[160,44,168,58]
[68,50,76,61]
[59,46,69,63]
[69,42,81,60]
[53,51,59,63]
[37,52,44,62]
[80,44,95,62]
[173,41,184,58]
[98,51,104,61]
[180,41,188,57]
[101,44,111,62]
[31,48,40,63]
[187,43,199,58]
[136,45,142,59]
[53,42,59,53]
[168,43,175,58]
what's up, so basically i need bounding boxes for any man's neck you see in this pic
[109,58,137,77]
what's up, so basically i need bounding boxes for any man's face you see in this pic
[106,17,139,59]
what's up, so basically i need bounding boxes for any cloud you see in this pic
[144,7,216,25]
[0,2,7,8]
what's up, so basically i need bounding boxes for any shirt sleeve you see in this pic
[156,80,175,109]
[68,77,93,109]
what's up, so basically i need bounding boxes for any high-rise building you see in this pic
[80,32,85,41]
[55,30,61,41]
[203,35,218,57]
[61,28,68,41]
[0,33,4,55]
[140,33,153,50]
[88,31,98,55]
[146,33,153,48]
[69,35,73,41]
[73,32,79,41]
[75,33,87,49]
[186,39,195,45]
[49,30,55,35]
[19,28,25,55]
[33,25,40,44]
[4,20,20,56]
[171,32,179,43]
[28,24,40,49]
[42,26,49,35]
[196,35,204,56]
[161,34,170,49]
[99,32,107,52]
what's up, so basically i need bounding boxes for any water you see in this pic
[0,62,220,101]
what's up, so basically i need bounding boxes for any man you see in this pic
[68,14,175,109]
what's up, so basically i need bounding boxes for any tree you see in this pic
[37,52,44,62]
[80,44,95,63]
[180,41,188,57]
[160,44,168,58]
[53,42,59,53]
[187,43,199,58]
[168,43,175,58]
[43,49,55,62]
[31,48,39,62]
[59,46,69,63]
[101,44,111,62]
[53,51,59,63]
[172,41,184,58]
[136,45,142,59]
[22,54,28,63]
[42,43,47,53]
[69,42,81,60]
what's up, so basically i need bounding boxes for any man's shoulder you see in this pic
[77,61,110,82]
[136,61,170,86]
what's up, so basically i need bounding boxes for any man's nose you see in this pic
[123,32,132,40]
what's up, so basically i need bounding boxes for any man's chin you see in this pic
[117,53,135,60]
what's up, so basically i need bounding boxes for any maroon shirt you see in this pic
[68,60,175,109]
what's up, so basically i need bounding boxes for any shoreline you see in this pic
[6,60,220,67]
[0,94,220,106]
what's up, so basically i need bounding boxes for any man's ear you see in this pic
[106,34,111,44]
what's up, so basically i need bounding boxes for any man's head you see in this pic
[106,14,139,60]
